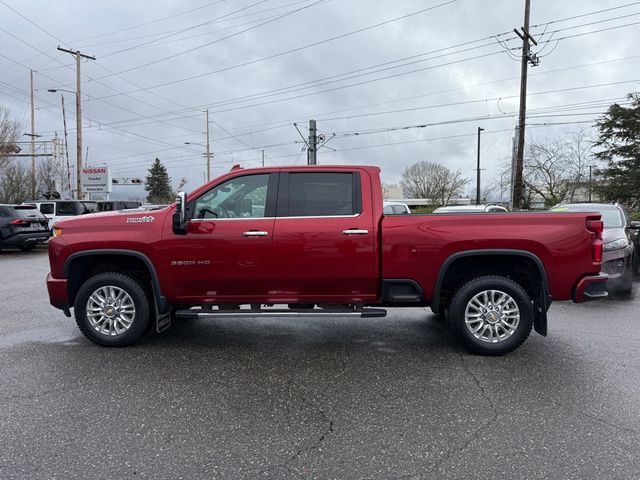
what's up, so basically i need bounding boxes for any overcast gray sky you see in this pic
[1,0,639,199]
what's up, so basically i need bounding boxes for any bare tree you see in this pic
[36,155,60,196]
[524,138,573,207]
[401,161,468,207]
[0,106,23,173]
[0,161,31,203]
[563,129,594,202]
[487,130,596,208]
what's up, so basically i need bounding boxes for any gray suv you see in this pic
[551,203,634,293]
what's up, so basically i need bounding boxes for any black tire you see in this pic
[19,244,35,252]
[74,272,151,347]
[448,275,533,356]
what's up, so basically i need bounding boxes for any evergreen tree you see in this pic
[144,157,173,203]
[594,93,640,207]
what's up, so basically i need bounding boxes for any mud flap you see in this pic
[156,312,171,333]
[533,299,547,336]
[150,283,171,333]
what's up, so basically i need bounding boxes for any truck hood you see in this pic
[602,227,627,244]
[54,208,169,231]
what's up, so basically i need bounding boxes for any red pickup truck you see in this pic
[46,165,607,355]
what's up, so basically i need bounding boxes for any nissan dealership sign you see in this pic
[80,167,112,193]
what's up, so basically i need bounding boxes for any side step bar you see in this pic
[174,307,387,320]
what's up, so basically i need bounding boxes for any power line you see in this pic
[76,0,326,50]
[86,0,461,95]
[72,0,229,44]
[99,0,271,58]
[87,0,328,88]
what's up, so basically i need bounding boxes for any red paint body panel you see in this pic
[381,212,600,302]
[158,215,277,302]
[46,165,603,310]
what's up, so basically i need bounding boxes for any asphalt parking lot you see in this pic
[0,246,639,480]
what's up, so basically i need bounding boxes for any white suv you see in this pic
[24,200,98,230]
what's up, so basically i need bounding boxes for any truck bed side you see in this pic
[381,212,600,303]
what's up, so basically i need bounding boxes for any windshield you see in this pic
[551,205,624,228]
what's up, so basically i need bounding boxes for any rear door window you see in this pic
[280,172,361,217]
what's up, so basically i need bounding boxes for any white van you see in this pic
[25,200,98,230]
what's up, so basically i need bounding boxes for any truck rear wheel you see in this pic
[448,275,533,355]
[74,272,150,347]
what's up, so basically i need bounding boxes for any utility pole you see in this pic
[476,127,484,206]
[30,70,36,199]
[205,109,211,182]
[512,0,538,210]
[307,119,317,165]
[588,165,595,202]
[261,149,265,167]
[57,46,95,200]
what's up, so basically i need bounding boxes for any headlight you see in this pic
[604,238,628,251]
[52,227,63,237]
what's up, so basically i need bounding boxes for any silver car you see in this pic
[551,203,634,293]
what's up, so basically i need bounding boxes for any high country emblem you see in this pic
[126,216,155,224]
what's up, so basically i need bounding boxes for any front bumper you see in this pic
[573,273,609,302]
[601,254,631,280]
[46,273,69,310]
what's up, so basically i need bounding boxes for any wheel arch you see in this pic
[431,249,550,336]
[64,249,169,316]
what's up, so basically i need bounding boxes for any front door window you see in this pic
[193,174,269,219]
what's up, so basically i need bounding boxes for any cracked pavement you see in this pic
[0,247,639,479]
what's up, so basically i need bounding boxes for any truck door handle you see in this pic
[242,230,268,237]
[342,229,369,235]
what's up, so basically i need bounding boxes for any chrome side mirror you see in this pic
[172,191,188,235]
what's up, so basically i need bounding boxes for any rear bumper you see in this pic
[46,273,69,310]
[1,231,50,248]
[573,273,609,302]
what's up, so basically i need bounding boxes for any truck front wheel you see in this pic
[448,275,533,355]
[74,272,151,347]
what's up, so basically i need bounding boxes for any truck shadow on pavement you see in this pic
[143,309,457,355]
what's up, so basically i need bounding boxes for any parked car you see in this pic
[551,203,634,293]
[96,200,142,212]
[383,201,411,215]
[433,204,509,213]
[25,200,99,230]
[0,204,51,251]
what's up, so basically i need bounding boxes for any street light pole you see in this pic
[476,127,484,206]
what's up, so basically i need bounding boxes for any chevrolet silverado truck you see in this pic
[46,165,608,355]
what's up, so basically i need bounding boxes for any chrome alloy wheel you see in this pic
[86,285,136,336]
[464,289,520,344]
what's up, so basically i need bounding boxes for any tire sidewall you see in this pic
[449,276,533,355]
[74,273,150,347]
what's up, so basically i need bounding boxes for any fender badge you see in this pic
[126,216,155,224]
